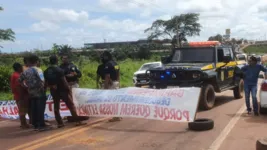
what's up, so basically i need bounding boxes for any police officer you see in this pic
[96,60,105,89]
[60,54,82,88]
[101,51,122,122]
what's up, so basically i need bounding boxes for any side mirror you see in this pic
[161,56,170,64]
[259,74,264,79]
[223,56,231,63]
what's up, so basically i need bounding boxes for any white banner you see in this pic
[0,95,71,120]
[0,87,201,122]
[73,87,201,122]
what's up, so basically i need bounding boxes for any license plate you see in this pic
[140,80,147,83]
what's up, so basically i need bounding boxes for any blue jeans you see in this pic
[244,85,258,112]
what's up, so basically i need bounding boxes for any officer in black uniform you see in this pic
[96,61,105,89]
[101,51,121,122]
[60,54,82,88]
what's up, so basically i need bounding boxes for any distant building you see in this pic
[84,39,172,49]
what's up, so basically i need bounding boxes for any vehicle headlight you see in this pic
[192,73,201,79]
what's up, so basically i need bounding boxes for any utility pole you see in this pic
[176,17,180,47]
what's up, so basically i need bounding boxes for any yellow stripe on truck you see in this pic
[201,64,214,70]
[201,61,246,71]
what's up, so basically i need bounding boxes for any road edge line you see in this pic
[207,104,246,150]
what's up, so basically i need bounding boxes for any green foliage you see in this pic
[243,45,267,54]
[0,53,164,99]
[0,7,16,48]
[145,13,201,47]
[0,92,12,100]
[0,65,12,92]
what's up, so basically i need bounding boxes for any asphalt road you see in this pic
[1,88,248,150]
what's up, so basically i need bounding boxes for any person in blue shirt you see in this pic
[241,56,267,116]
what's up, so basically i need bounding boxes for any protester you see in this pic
[59,54,82,88]
[20,56,32,126]
[241,56,267,116]
[19,54,51,131]
[96,60,105,89]
[44,55,85,128]
[10,62,30,128]
[101,51,122,122]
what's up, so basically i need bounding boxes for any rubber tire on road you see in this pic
[259,107,267,115]
[199,84,216,110]
[67,116,90,122]
[233,79,244,99]
[188,118,214,131]
[256,137,267,150]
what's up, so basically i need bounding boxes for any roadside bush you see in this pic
[0,65,12,92]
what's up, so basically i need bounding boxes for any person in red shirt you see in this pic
[10,62,30,128]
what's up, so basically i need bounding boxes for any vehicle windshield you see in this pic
[139,63,161,71]
[171,48,214,63]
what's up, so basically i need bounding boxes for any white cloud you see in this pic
[30,8,89,23]
[31,21,60,32]
[3,0,267,52]
[87,17,150,33]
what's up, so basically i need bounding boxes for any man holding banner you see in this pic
[101,51,122,122]
[44,55,85,128]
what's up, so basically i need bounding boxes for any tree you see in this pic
[145,13,201,48]
[52,43,60,55]
[208,34,223,42]
[57,45,72,56]
[0,7,15,48]
[231,38,237,44]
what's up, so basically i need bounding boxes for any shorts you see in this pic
[16,99,29,116]
[69,82,79,88]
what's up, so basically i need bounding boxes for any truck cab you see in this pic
[147,41,246,110]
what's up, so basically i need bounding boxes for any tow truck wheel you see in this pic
[233,79,244,99]
[199,84,216,110]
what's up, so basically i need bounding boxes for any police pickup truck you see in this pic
[146,41,246,110]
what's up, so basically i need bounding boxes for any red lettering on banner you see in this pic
[46,101,69,112]
[80,104,99,116]
[2,107,8,115]
[120,104,150,118]
[60,102,68,111]
[154,106,189,121]
[99,104,118,115]
[47,101,53,111]
[14,106,19,115]
[9,107,14,115]
[78,105,86,115]
[128,89,184,98]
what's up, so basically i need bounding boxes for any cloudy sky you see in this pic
[1,0,267,53]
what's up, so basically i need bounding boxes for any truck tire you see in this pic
[199,84,216,110]
[188,118,214,131]
[233,79,244,99]
[256,137,267,150]
[260,107,267,115]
